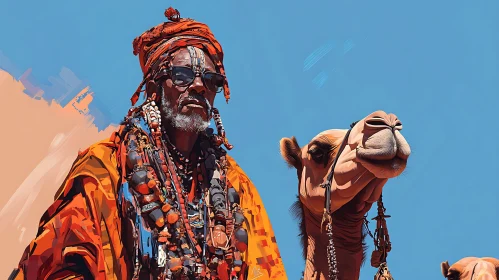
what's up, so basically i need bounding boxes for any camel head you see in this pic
[279,110,411,215]
[441,257,499,280]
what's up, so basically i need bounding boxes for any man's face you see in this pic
[159,47,221,133]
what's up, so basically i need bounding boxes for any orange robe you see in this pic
[11,133,288,280]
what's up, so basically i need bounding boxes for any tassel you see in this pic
[164,7,181,22]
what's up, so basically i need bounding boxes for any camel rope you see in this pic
[363,194,395,280]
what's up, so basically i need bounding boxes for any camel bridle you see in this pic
[320,121,394,280]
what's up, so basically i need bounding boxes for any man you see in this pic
[9,7,287,280]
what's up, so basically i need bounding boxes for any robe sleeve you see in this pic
[225,155,288,280]
[11,176,107,280]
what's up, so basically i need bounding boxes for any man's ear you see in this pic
[280,136,302,170]
[441,261,450,278]
[146,80,159,100]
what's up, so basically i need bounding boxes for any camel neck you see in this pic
[303,206,366,280]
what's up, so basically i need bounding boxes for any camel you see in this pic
[441,257,499,279]
[279,110,411,280]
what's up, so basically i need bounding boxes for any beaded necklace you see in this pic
[118,100,248,280]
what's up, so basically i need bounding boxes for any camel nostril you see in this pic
[365,117,389,128]
[394,120,403,130]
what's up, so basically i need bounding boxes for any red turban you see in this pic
[130,7,230,106]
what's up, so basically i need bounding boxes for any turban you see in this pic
[131,7,230,106]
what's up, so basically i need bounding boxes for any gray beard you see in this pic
[160,92,211,133]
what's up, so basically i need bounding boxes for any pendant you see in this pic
[158,244,167,268]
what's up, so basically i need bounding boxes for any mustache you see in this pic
[177,93,212,113]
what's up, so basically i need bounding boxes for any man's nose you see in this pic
[188,75,205,94]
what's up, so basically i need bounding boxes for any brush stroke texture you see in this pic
[0,69,117,279]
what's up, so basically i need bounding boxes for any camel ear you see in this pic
[441,261,450,278]
[280,137,302,170]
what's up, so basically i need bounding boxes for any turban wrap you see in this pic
[131,7,230,106]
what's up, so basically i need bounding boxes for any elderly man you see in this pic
[9,8,287,280]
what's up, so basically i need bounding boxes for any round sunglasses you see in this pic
[157,66,225,93]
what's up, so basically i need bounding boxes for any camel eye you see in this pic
[447,270,460,280]
[308,148,325,164]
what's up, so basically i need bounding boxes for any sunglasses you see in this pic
[157,66,225,93]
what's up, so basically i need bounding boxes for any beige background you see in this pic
[0,70,117,278]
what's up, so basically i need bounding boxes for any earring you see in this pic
[211,108,233,150]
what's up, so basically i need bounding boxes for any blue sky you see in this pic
[1,0,498,279]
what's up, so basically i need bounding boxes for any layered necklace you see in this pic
[118,100,248,280]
